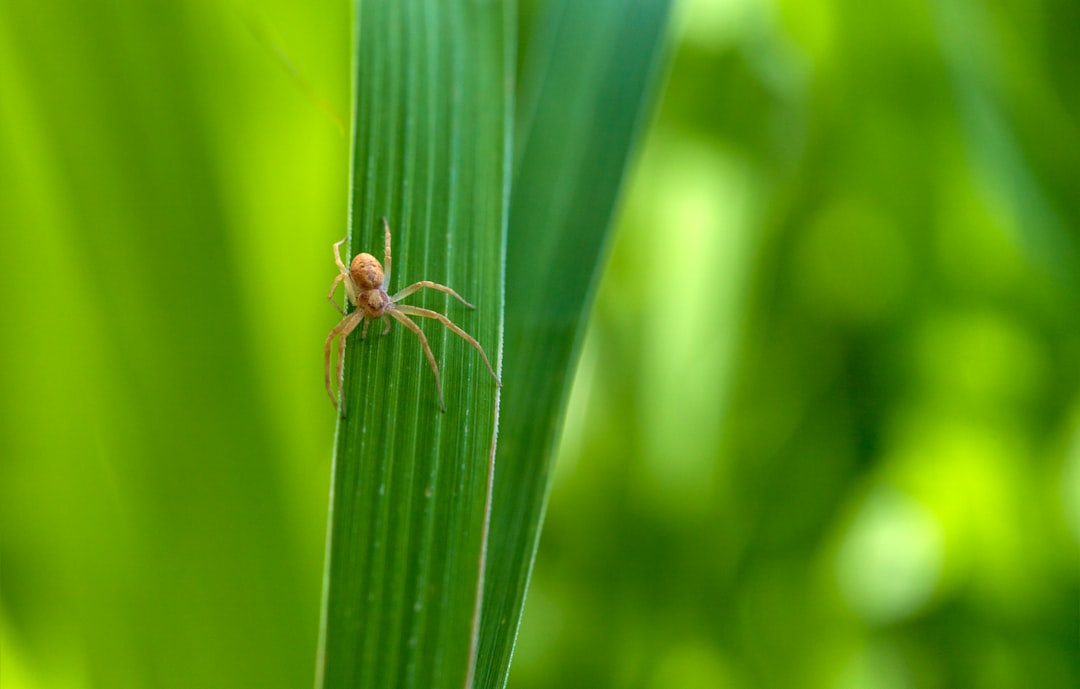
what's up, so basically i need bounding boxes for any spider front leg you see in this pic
[325,310,366,414]
[388,310,446,412]
[395,304,501,385]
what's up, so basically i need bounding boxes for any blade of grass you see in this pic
[316,2,511,688]
[476,1,673,687]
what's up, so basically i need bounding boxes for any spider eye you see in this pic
[350,253,384,289]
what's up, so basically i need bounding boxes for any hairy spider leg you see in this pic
[329,237,358,313]
[326,272,347,315]
[388,310,446,412]
[332,237,349,272]
[327,311,395,415]
[335,312,369,415]
[381,217,392,288]
[324,309,365,411]
[394,304,501,386]
[392,280,475,309]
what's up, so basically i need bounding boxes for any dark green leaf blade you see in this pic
[316,2,511,688]
[476,1,673,687]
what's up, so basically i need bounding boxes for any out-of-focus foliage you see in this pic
[478,2,672,687]
[509,0,1080,687]
[0,1,348,687]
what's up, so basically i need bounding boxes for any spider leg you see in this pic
[332,237,348,273]
[335,314,368,416]
[391,281,475,309]
[335,312,369,416]
[325,310,365,413]
[382,217,392,288]
[381,315,392,335]
[331,237,360,306]
[388,309,446,412]
[394,304,500,386]
[361,318,371,340]
[326,272,347,315]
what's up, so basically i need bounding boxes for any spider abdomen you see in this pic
[350,253,384,290]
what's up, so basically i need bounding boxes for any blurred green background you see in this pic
[2,0,1078,688]
[512,0,1080,687]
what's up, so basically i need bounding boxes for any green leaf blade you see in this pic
[477,1,673,687]
[317,2,511,688]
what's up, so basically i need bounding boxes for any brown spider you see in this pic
[324,217,501,414]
